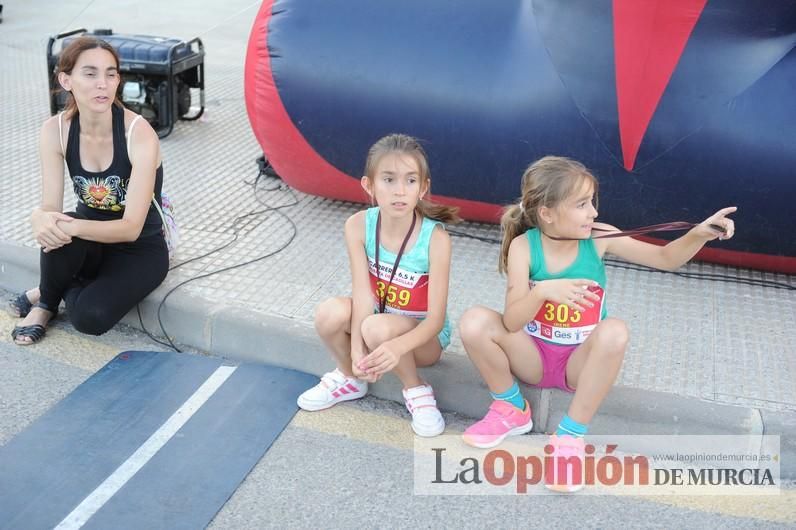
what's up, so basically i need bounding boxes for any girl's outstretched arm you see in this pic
[359,226,452,377]
[599,207,737,271]
[344,211,374,380]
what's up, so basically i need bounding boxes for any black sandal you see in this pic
[11,324,47,345]
[8,292,33,318]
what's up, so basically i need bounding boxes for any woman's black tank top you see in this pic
[65,104,164,238]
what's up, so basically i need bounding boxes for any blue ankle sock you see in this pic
[490,381,525,410]
[555,414,588,437]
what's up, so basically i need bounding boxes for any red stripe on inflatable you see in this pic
[244,3,270,153]
[244,0,365,202]
[244,1,511,222]
[613,0,707,171]
[245,2,793,274]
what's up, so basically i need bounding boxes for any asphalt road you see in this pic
[0,294,793,529]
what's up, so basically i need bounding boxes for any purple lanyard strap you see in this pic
[545,221,725,241]
[374,211,417,313]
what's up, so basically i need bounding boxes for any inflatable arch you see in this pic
[245,0,796,273]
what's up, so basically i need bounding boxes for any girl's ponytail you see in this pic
[416,198,461,224]
[498,202,531,274]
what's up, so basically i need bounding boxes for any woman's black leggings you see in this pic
[38,215,169,336]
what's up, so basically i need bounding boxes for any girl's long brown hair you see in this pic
[364,134,461,224]
[498,156,598,273]
[55,36,124,120]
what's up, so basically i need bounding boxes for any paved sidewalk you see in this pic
[1,0,795,476]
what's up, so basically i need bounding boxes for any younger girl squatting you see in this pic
[459,156,735,491]
[297,134,461,437]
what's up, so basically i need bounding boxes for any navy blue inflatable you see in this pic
[245,0,796,273]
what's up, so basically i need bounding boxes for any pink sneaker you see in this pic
[544,434,586,493]
[462,400,533,449]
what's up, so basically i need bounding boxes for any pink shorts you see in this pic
[529,335,577,393]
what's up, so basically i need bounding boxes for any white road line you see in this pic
[54,365,237,530]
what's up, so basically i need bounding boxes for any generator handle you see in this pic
[185,36,204,53]
[183,36,205,120]
[167,36,205,125]
[47,28,87,62]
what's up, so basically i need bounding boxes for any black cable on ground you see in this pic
[138,190,793,350]
[136,159,299,351]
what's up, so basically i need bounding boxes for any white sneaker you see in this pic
[297,369,368,411]
[403,384,445,437]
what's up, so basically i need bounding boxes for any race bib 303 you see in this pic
[524,284,605,345]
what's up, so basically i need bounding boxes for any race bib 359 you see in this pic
[368,258,429,318]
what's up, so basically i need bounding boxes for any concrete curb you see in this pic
[1,241,793,479]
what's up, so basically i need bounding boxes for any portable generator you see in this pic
[47,28,205,138]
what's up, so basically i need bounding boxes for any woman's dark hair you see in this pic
[55,36,123,119]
